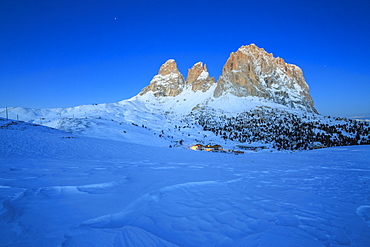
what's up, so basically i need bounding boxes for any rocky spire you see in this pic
[185,62,215,92]
[214,44,317,113]
[139,59,185,97]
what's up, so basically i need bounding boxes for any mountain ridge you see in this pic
[139,44,317,113]
[1,44,369,151]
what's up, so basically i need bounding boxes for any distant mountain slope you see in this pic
[1,44,369,151]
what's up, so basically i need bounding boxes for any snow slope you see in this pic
[1,91,369,153]
[0,90,314,150]
[1,118,370,246]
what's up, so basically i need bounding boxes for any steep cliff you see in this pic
[215,44,317,113]
[139,44,317,113]
[139,59,185,97]
[185,62,215,92]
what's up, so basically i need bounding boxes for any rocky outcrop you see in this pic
[139,59,185,97]
[185,62,215,92]
[214,44,317,113]
[138,44,317,113]
[140,60,215,96]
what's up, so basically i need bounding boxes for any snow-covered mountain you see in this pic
[1,44,369,151]
[1,44,370,246]
[139,44,316,113]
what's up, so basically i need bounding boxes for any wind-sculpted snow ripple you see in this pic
[74,179,357,247]
[1,121,370,247]
[357,205,370,227]
[34,180,128,197]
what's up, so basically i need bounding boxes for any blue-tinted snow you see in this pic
[0,119,369,246]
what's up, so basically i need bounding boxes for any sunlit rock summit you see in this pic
[139,59,185,97]
[185,62,216,92]
[139,44,317,113]
[139,60,215,97]
[215,44,316,113]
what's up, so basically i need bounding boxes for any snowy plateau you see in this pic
[1,44,370,246]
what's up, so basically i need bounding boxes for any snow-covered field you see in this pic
[1,119,369,246]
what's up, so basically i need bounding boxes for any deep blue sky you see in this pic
[1,0,369,117]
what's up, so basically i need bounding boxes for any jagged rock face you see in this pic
[215,44,317,113]
[186,62,215,92]
[138,44,317,114]
[139,59,185,97]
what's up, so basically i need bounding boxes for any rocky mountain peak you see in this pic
[138,44,317,113]
[139,59,185,97]
[186,62,215,92]
[158,59,180,76]
[215,44,317,113]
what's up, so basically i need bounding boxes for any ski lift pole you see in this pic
[6,107,8,120]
